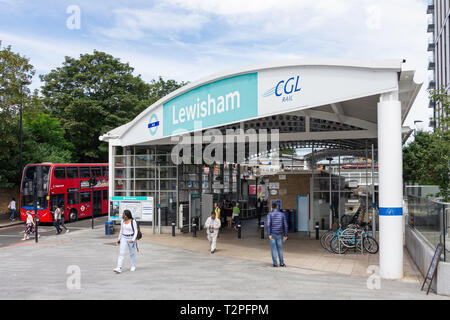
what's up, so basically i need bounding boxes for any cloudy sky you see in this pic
[0,0,431,129]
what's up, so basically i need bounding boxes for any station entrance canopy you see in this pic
[100,59,422,281]
[100,59,421,151]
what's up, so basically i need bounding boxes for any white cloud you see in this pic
[95,6,209,40]
[0,0,432,128]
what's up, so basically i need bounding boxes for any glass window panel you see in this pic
[66,167,79,179]
[80,191,91,203]
[80,167,90,178]
[53,167,65,179]
[135,168,156,179]
[91,167,101,177]
[135,155,155,167]
[102,166,109,177]
[67,189,79,205]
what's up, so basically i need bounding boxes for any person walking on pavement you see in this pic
[8,198,16,221]
[113,210,138,274]
[53,205,62,234]
[22,211,39,241]
[58,204,69,233]
[266,202,288,267]
[204,211,221,254]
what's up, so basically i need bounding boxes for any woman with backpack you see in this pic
[113,210,139,274]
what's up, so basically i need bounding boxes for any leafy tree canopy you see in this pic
[403,87,449,201]
[0,46,35,187]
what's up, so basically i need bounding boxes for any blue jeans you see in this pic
[270,234,284,265]
[9,209,15,220]
[117,236,136,269]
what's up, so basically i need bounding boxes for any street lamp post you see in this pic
[88,176,97,229]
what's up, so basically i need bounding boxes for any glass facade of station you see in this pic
[111,142,379,232]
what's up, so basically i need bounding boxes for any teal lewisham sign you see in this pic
[163,73,258,137]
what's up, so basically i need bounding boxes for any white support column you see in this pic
[377,91,403,280]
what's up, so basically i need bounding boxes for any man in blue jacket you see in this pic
[266,202,288,267]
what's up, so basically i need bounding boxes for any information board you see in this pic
[110,197,153,222]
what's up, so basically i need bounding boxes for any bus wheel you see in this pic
[69,210,78,222]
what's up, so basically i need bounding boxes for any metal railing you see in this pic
[406,194,449,261]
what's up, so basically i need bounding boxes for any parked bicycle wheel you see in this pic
[320,230,331,250]
[330,235,348,254]
[363,236,379,254]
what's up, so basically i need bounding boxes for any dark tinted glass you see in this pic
[79,167,90,178]
[67,189,79,205]
[80,191,91,203]
[66,167,79,179]
[91,167,101,177]
[54,167,65,179]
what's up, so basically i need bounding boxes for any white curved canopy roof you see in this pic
[100,59,422,148]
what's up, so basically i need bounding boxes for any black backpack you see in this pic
[131,219,142,240]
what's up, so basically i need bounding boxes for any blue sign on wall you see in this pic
[163,73,258,137]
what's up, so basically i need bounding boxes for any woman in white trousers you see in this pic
[113,210,138,273]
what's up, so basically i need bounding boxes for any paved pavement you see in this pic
[143,219,422,281]
[0,215,108,248]
[0,222,448,300]
[0,213,24,228]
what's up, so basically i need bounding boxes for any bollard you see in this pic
[172,222,176,237]
[192,223,197,237]
[315,222,320,240]
[260,221,265,239]
[238,224,242,239]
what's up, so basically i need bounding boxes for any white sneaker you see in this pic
[66,230,70,233]
[113,268,122,274]
[130,266,136,272]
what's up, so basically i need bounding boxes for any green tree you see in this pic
[22,106,75,164]
[40,51,153,162]
[403,88,449,201]
[0,46,35,186]
[148,77,188,105]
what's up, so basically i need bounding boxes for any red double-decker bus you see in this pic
[20,163,109,223]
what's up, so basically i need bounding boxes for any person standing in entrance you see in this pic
[266,202,288,267]
[114,210,138,274]
[8,198,16,221]
[204,211,221,254]
[214,202,222,231]
[232,202,240,231]
[256,197,262,226]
